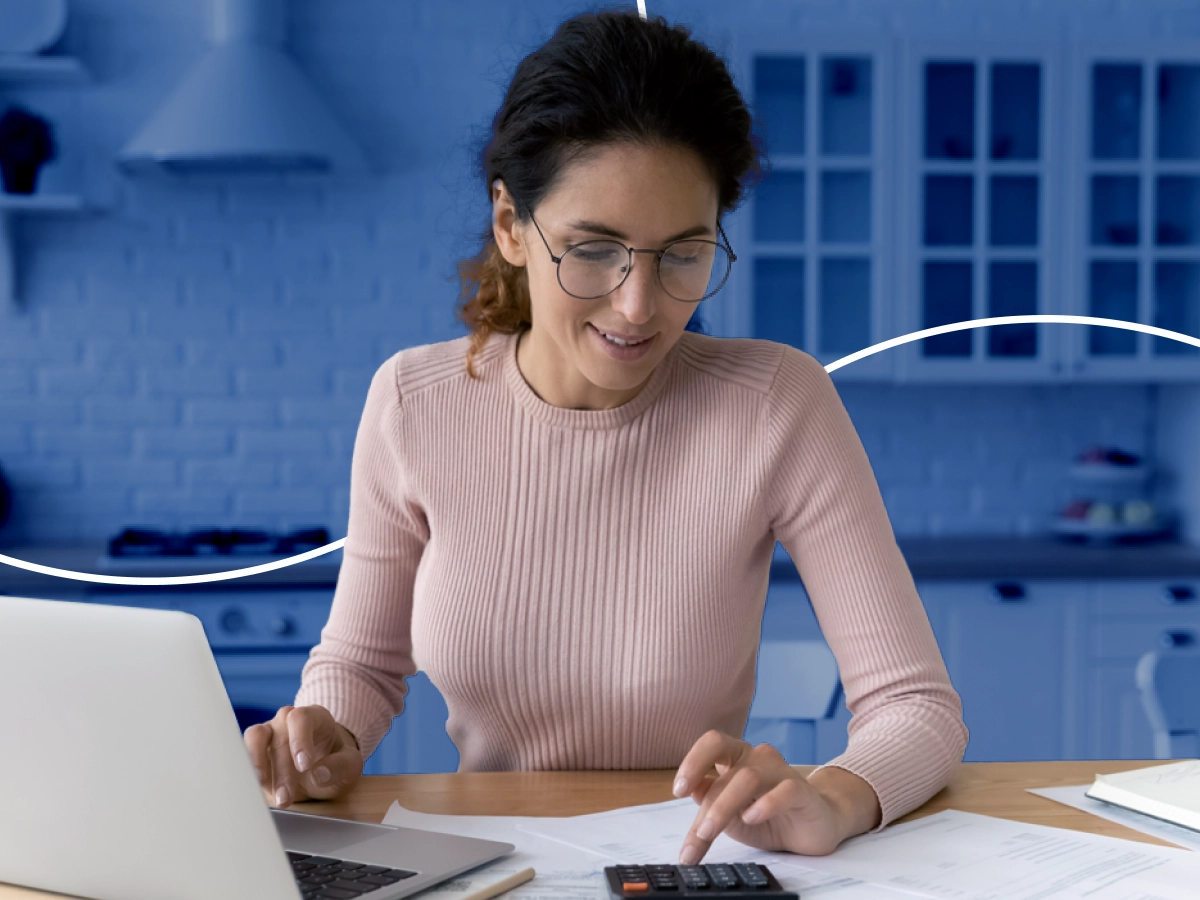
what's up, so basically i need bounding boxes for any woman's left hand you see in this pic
[672,730,877,864]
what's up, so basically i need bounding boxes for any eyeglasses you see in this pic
[524,206,737,303]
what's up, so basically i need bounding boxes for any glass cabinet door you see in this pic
[743,40,893,381]
[899,46,1060,382]
[1066,47,1200,380]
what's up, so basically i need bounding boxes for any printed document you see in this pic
[797,809,1200,900]
[516,798,1200,900]
[1029,783,1200,852]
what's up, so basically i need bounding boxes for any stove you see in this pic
[95,525,338,573]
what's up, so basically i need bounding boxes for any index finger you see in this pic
[673,730,750,798]
[244,723,272,784]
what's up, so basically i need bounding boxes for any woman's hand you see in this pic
[243,704,364,809]
[672,730,881,864]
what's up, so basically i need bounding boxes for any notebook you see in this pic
[1085,760,1200,833]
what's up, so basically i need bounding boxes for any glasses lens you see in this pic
[559,240,731,301]
[659,240,729,302]
[559,241,626,299]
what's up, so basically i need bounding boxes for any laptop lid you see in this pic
[0,594,301,900]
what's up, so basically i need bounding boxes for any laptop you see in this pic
[0,594,515,900]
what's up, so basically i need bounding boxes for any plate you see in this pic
[0,0,67,56]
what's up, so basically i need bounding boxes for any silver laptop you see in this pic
[0,594,514,900]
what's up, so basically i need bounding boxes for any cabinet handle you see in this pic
[1162,585,1197,604]
[989,581,1027,602]
[1161,629,1197,649]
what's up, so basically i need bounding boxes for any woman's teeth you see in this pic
[601,331,647,346]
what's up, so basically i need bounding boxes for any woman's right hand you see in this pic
[244,704,364,809]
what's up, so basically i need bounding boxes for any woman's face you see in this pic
[492,142,720,411]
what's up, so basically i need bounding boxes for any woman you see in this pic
[245,6,967,864]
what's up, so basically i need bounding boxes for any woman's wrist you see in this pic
[806,765,882,844]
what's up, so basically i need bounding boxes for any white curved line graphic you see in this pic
[0,314,1195,586]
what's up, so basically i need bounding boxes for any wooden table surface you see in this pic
[0,760,1184,898]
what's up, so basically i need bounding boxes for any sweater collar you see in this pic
[501,328,682,430]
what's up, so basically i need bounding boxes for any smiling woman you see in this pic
[278,5,969,870]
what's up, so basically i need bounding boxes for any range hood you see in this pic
[118,0,366,173]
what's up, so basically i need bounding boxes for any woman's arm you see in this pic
[673,344,965,864]
[761,344,968,828]
[293,353,430,763]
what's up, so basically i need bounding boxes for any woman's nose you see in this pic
[612,252,659,323]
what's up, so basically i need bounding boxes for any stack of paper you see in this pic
[386,790,1200,899]
[1085,759,1200,832]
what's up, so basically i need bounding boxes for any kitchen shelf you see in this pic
[0,193,87,309]
[0,56,88,85]
[1067,463,1152,483]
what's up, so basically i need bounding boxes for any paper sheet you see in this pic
[515,797,938,899]
[1028,783,1200,852]
[382,800,609,898]
[797,809,1200,900]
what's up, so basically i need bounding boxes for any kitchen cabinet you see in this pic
[895,43,1063,382]
[1063,44,1200,380]
[759,569,1200,763]
[738,37,896,381]
[734,33,1200,382]
[919,579,1085,761]
[1083,577,1200,758]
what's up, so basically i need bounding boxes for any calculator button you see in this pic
[622,885,649,892]
[734,863,769,887]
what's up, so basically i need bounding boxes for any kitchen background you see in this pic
[3,0,1200,774]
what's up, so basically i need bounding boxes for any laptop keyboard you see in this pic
[287,851,419,899]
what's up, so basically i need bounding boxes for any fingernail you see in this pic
[275,787,289,807]
[673,777,688,797]
[742,805,762,824]
[696,817,716,841]
[314,766,331,784]
[679,844,700,866]
[295,751,309,772]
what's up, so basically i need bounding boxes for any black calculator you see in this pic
[604,863,799,898]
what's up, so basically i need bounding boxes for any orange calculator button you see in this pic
[622,883,649,891]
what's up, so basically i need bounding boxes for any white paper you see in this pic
[515,797,938,899]
[1029,783,1200,852]
[382,800,609,899]
[797,809,1200,900]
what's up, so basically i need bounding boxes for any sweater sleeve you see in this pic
[763,344,968,828]
[293,353,428,760]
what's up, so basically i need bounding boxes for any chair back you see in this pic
[1136,648,1200,759]
[749,640,841,721]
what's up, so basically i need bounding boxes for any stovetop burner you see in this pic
[107,526,331,557]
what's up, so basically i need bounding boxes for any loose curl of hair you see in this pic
[452,5,769,379]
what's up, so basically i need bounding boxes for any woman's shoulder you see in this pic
[673,332,825,397]
[380,332,507,401]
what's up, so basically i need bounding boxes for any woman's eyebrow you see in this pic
[565,219,711,242]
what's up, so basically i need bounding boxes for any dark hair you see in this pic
[452,5,767,378]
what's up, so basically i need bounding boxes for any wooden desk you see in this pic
[0,760,1183,898]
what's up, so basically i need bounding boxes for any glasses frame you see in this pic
[524,205,738,302]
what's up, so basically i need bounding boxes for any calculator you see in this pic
[604,862,799,898]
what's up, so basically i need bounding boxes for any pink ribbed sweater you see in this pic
[294,328,968,827]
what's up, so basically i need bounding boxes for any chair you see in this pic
[744,640,842,765]
[1136,647,1200,759]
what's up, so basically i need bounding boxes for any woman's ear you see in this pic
[492,181,529,268]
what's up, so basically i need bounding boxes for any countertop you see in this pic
[3,537,1200,596]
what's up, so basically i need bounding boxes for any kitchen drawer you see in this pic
[1090,579,1200,616]
[1090,619,1200,660]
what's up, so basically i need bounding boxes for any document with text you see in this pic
[1028,783,1200,852]
[798,809,1200,899]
